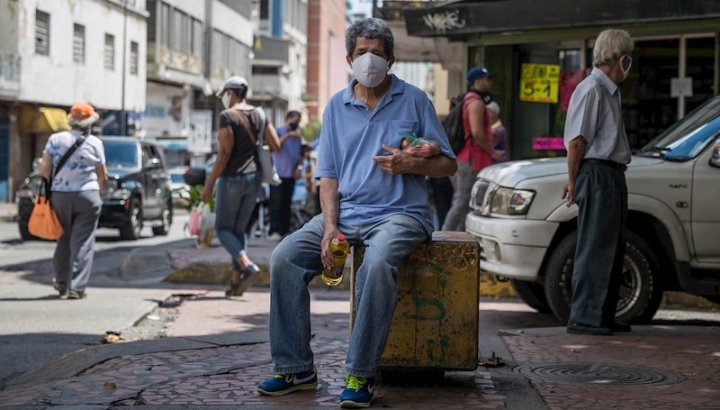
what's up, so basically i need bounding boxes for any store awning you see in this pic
[18,106,70,134]
[404,0,720,37]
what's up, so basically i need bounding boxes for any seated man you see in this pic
[258,18,457,409]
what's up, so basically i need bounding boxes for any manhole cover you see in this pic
[514,363,685,386]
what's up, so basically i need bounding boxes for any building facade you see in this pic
[306,0,349,122]
[0,0,148,201]
[144,0,253,166]
[252,0,308,126]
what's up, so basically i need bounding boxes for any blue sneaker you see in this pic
[340,374,375,408]
[257,368,318,396]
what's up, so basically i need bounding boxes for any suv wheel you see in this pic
[119,200,143,240]
[511,279,552,313]
[543,230,663,324]
[152,201,172,236]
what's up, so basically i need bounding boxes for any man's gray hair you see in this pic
[593,29,633,67]
[346,18,394,58]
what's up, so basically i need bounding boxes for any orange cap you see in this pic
[70,101,96,120]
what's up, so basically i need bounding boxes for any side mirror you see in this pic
[710,143,720,169]
[145,157,162,169]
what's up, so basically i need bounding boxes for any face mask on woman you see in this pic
[351,52,389,88]
[221,93,232,109]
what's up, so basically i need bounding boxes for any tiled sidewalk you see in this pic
[502,325,720,409]
[0,336,505,408]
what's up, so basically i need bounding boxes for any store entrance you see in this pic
[625,36,716,149]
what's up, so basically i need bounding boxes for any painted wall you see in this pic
[12,0,147,111]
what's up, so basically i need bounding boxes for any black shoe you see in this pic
[606,322,632,332]
[567,322,613,336]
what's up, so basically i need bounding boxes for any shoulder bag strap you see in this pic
[225,108,259,146]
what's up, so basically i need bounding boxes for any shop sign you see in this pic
[532,137,565,151]
[520,64,560,103]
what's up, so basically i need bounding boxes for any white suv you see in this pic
[465,97,720,324]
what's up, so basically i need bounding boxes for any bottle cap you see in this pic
[336,233,346,241]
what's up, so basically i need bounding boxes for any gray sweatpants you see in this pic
[569,161,628,327]
[51,191,102,293]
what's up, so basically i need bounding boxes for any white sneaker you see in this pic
[268,233,283,240]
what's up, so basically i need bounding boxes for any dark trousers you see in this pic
[269,177,295,236]
[569,161,628,327]
[428,176,454,229]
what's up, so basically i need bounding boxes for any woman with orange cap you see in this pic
[38,101,107,299]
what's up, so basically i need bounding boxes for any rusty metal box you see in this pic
[350,231,480,371]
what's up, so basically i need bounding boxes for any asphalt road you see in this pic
[0,210,192,388]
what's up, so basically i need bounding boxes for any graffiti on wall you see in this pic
[422,9,466,34]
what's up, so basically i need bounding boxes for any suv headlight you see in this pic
[489,187,535,216]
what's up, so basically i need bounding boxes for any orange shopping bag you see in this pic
[28,178,64,240]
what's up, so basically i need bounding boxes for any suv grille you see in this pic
[470,179,491,212]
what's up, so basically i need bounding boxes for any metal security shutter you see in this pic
[73,24,85,63]
[104,33,115,70]
[35,10,50,56]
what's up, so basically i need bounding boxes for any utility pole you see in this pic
[120,0,128,135]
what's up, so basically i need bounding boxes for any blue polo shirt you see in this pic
[315,75,455,234]
[272,125,303,178]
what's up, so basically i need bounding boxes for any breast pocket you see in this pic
[386,120,418,147]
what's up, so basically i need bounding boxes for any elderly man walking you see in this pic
[563,29,634,336]
[257,18,456,408]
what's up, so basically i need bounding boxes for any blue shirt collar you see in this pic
[591,67,619,95]
[342,74,405,105]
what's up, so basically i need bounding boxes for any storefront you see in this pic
[405,0,720,159]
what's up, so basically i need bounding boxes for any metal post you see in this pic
[678,35,686,120]
[120,0,128,135]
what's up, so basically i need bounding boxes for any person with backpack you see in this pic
[442,67,504,231]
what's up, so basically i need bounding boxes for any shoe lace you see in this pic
[273,373,294,383]
[345,374,367,391]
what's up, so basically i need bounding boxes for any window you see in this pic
[130,41,139,75]
[160,2,171,47]
[104,33,115,70]
[260,0,269,20]
[35,9,50,55]
[73,24,85,63]
[192,18,203,58]
[171,9,191,53]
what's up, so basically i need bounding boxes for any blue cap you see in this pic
[467,67,495,84]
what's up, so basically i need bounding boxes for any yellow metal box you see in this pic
[350,231,480,371]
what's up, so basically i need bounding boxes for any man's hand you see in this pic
[200,183,214,203]
[372,144,414,175]
[491,150,505,162]
[320,228,340,270]
[288,130,302,138]
[562,181,575,206]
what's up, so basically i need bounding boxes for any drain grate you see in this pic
[514,363,685,386]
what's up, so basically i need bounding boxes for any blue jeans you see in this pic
[269,213,429,377]
[215,173,260,271]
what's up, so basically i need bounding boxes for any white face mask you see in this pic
[221,93,232,109]
[351,53,389,88]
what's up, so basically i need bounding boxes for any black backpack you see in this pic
[442,90,492,154]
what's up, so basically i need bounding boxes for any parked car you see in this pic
[17,137,174,241]
[167,166,191,209]
[465,96,720,324]
[101,137,173,240]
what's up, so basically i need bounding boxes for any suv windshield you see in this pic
[104,140,139,169]
[638,97,720,161]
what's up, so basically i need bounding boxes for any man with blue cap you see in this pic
[442,66,504,231]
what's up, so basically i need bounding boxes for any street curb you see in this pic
[4,331,269,390]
